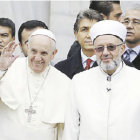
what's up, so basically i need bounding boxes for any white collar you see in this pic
[81,49,96,64]
[125,44,140,55]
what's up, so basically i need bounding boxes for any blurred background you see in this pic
[0,1,90,64]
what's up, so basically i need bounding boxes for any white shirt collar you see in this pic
[125,44,140,55]
[81,49,96,64]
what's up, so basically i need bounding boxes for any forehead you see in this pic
[112,3,121,12]
[29,35,52,50]
[22,27,43,39]
[94,35,121,45]
[79,18,97,28]
[124,9,140,19]
[0,25,11,34]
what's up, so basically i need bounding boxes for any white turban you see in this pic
[90,20,127,43]
[29,28,56,42]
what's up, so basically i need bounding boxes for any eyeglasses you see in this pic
[122,19,140,26]
[94,43,124,53]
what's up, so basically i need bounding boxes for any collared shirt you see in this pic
[123,45,140,62]
[81,50,96,69]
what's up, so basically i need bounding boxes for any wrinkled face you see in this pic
[121,10,140,46]
[0,26,14,54]
[28,35,55,73]
[75,18,97,51]
[94,35,124,73]
[108,3,122,21]
[20,27,43,57]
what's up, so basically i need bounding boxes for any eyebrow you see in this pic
[124,17,140,20]
[24,40,28,44]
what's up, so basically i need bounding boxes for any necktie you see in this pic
[85,59,92,70]
[124,49,135,62]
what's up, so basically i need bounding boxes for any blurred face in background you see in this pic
[121,9,140,48]
[0,26,14,54]
[20,27,43,57]
[75,18,97,55]
[107,3,122,21]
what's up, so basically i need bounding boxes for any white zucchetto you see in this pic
[29,29,56,42]
[90,20,127,43]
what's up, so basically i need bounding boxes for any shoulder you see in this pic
[73,66,99,82]
[49,65,70,81]
[8,57,26,71]
[125,64,140,75]
[11,57,26,66]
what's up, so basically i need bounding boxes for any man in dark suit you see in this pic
[67,1,122,59]
[55,9,103,79]
[121,5,140,70]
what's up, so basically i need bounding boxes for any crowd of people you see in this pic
[0,1,140,140]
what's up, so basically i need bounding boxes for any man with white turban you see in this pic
[0,29,70,140]
[63,20,140,140]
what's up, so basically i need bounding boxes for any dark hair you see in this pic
[0,18,15,37]
[18,20,48,43]
[74,9,103,32]
[89,1,120,17]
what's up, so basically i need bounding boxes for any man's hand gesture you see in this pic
[0,41,19,71]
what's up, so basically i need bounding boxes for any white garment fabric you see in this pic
[63,63,140,140]
[0,57,70,140]
[81,50,96,69]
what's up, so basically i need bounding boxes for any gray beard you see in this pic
[97,53,122,71]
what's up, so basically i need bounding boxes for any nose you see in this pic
[127,21,134,28]
[102,47,110,56]
[34,55,42,61]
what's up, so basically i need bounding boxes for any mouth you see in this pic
[85,40,93,45]
[33,61,44,65]
[101,57,112,62]
[127,32,134,36]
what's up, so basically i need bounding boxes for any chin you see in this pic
[85,46,94,50]
[32,67,43,73]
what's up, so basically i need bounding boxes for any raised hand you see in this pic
[0,41,19,71]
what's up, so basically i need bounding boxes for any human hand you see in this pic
[0,41,19,71]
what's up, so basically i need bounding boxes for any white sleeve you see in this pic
[63,80,80,140]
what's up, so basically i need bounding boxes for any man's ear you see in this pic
[19,43,23,52]
[74,31,78,41]
[121,44,125,54]
[12,37,15,41]
[51,49,58,60]
[100,13,107,20]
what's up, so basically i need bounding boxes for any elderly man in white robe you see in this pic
[63,20,140,140]
[0,29,70,140]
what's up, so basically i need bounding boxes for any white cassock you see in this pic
[0,57,70,140]
[63,62,140,140]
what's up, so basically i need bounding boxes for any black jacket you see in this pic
[122,54,140,70]
[55,48,97,79]
[67,41,81,58]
